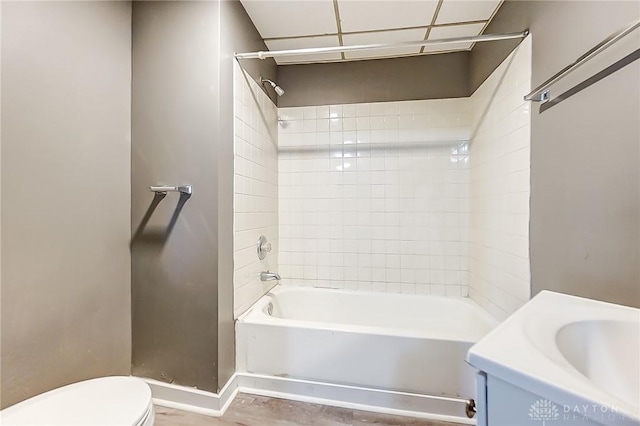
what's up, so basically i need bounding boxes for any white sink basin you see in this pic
[556,319,640,409]
[468,291,640,425]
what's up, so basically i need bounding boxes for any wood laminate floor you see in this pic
[154,393,465,426]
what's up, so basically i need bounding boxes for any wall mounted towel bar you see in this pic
[149,185,192,195]
[525,19,640,103]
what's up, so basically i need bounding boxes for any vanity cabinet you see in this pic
[475,371,630,426]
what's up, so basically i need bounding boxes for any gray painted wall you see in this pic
[131,1,221,392]
[472,1,639,307]
[1,1,132,408]
[131,0,275,391]
[228,0,279,107]
[0,5,3,399]
[277,52,470,107]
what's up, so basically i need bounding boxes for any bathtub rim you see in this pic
[238,285,498,343]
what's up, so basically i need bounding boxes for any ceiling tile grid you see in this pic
[240,0,337,38]
[342,27,427,60]
[240,0,504,64]
[436,0,502,25]
[265,35,342,64]
[424,22,487,53]
[338,1,439,32]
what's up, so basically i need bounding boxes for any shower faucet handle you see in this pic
[257,235,272,260]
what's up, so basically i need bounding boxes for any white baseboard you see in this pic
[142,374,239,417]
[236,373,475,425]
[141,372,474,425]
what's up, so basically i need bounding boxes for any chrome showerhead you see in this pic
[260,77,285,97]
[274,85,285,97]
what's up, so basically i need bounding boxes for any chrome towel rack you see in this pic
[525,19,640,103]
[149,185,192,195]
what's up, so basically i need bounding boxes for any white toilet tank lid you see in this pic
[0,376,153,425]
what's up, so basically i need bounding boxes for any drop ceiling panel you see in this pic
[239,0,506,63]
[266,36,342,64]
[424,22,485,53]
[435,0,502,25]
[241,0,337,38]
[338,1,439,32]
[343,28,426,60]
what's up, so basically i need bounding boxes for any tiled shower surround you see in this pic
[278,99,472,296]
[468,37,532,320]
[234,37,531,318]
[233,62,279,317]
[276,38,531,313]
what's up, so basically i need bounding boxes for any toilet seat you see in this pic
[0,376,154,425]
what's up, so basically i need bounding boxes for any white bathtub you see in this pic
[236,285,498,421]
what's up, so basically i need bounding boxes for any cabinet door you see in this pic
[475,372,488,426]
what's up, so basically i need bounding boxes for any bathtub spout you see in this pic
[261,271,281,281]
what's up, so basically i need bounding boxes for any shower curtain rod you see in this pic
[235,30,528,60]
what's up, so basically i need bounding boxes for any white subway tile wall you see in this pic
[278,98,472,296]
[233,62,279,317]
[468,36,532,320]
[233,41,532,317]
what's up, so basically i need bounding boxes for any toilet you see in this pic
[0,376,154,425]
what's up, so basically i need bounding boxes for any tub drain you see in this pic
[267,302,273,315]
